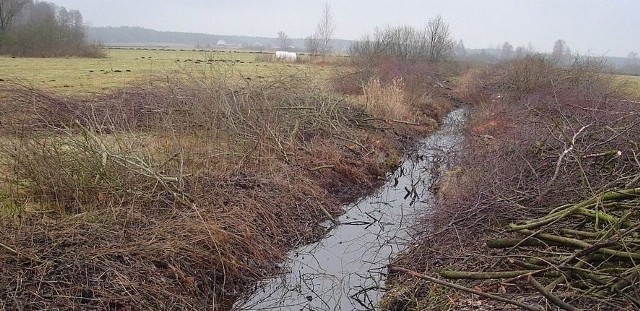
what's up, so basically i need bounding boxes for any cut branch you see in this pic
[528,275,578,311]
[390,266,544,311]
[440,269,560,280]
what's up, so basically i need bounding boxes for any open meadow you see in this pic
[0,48,336,94]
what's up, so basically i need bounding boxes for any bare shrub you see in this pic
[332,55,453,128]
[455,55,557,104]
[3,128,190,212]
[0,74,357,208]
[0,66,427,309]
[350,16,454,63]
[388,56,640,310]
[438,57,636,233]
[455,55,610,105]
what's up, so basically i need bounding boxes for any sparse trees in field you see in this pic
[277,30,290,51]
[349,16,454,63]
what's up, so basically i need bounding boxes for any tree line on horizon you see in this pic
[0,0,102,57]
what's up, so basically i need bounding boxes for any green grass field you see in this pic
[0,48,335,94]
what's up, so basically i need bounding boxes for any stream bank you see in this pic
[237,108,466,310]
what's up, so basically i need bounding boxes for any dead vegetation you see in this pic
[0,59,451,310]
[385,56,640,310]
[333,56,455,129]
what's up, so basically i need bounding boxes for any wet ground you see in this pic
[237,109,466,311]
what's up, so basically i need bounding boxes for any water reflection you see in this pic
[238,109,466,311]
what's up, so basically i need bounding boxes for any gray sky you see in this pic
[50,0,638,57]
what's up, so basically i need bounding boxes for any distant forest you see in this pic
[0,0,102,57]
[87,26,353,53]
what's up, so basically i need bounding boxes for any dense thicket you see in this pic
[349,16,454,63]
[0,0,102,57]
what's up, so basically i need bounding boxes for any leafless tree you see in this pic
[315,2,335,55]
[0,0,30,42]
[551,39,571,66]
[500,41,513,60]
[277,30,290,51]
[305,34,319,55]
[425,15,453,62]
[349,16,454,63]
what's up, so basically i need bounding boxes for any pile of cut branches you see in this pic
[433,188,640,310]
[384,57,640,310]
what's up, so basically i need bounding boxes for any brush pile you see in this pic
[0,68,442,310]
[385,56,640,310]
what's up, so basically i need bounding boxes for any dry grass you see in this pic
[0,58,450,309]
[332,56,456,132]
[612,74,640,101]
[359,77,414,122]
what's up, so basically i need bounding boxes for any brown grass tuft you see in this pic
[360,77,413,121]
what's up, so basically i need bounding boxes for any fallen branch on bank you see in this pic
[390,266,544,311]
[423,188,640,308]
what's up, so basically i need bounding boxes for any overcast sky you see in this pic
[50,0,638,57]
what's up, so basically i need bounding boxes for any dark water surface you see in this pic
[237,109,466,311]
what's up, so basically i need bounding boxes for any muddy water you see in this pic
[237,108,466,311]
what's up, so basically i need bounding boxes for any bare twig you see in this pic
[391,266,544,311]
